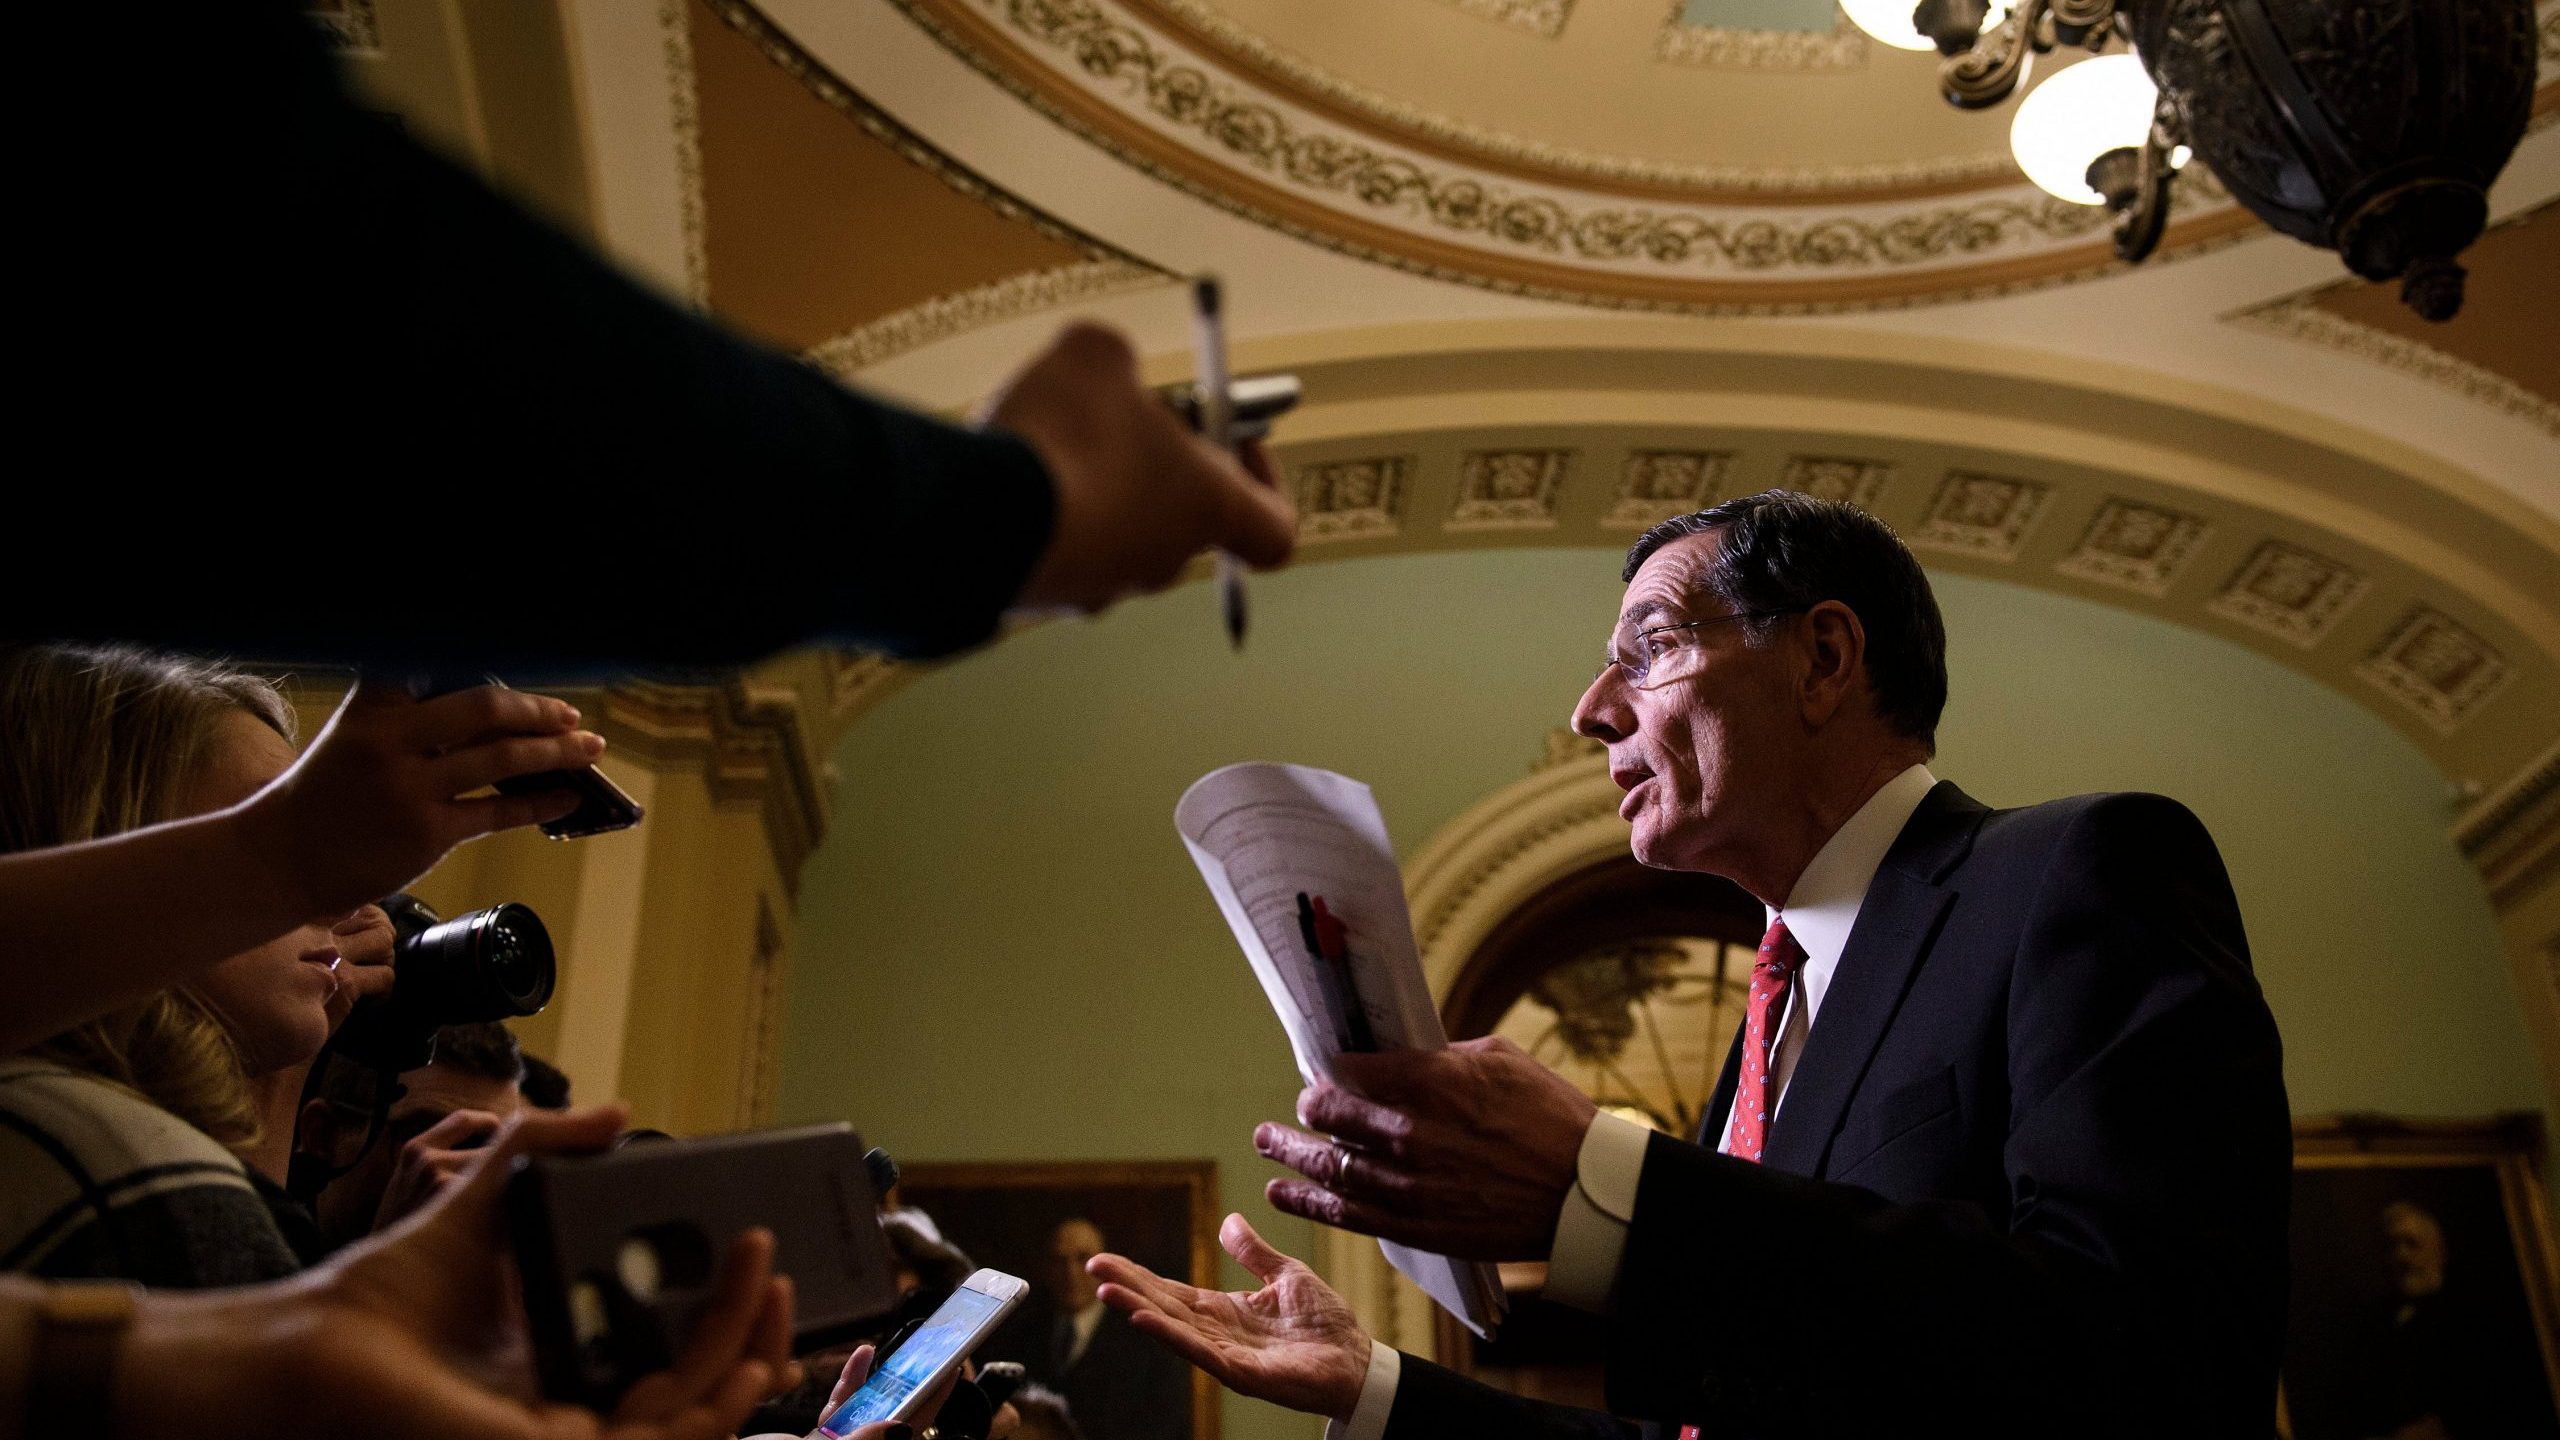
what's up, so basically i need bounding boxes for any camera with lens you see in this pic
[292,894,560,1203]
[332,893,558,1075]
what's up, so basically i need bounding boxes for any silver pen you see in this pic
[1190,274,1246,649]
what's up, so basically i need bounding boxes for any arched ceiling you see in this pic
[342,0,2560,814]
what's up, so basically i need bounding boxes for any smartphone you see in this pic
[813,1269,1030,1436]
[506,1124,904,1409]
[410,671,643,839]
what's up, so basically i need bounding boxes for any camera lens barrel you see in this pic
[397,901,558,1022]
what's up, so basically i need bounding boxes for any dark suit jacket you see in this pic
[1385,783,2291,1439]
[1048,1307,1193,1440]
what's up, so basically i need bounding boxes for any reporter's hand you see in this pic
[1091,1213,1371,1422]
[742,1342,982,1440]
[111,1104,796,1440]
[981,322,1295,616]
[369,1106,510,1233]
[1256,1036,1596,1261]
[324,902,397,1032]
[235,678,607,922]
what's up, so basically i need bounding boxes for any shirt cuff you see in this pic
[1541,1110,1651,1316]
[1323,1338,1400,1440]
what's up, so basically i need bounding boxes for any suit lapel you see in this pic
[1695,1026,1744,1148]
[1760,782,1985,1177]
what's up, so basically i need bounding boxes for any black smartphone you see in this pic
[506,1123,904,1410]
[411,672,643,839]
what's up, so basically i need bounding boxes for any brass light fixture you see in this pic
[1857,0,2542,320]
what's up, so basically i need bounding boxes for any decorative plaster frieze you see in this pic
[2055,498,2210,597]
[904,0,2138,280]
[1606,450,1732,528]
[1911,472,2049,560]
[804,261,1169,375]
[2227,295,2560,440]
[1123,0,2011,193]
[1298,457,1413,541]
[598,679,831,895]
[660,0,712,307]
[1775,455,1892,510]
[2356,606,2512,734]
[1449,449,1573,531]
[2207,540,2368,649]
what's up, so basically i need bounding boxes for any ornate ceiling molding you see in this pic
[2457,736,2560,911]
[596,678,833,897]
[659,0,713,306]
[1654,3,1871,72]
[863,0,2255,313]
[701,0,1167,273]
[804,259,1169,376]
[963,0,2023,198]
[2226,292,2560,442]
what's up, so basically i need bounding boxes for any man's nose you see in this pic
[1572,669,1631,744]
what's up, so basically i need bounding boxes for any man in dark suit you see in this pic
[1041,1218,1191,1440]
[1090,490,2291,1438]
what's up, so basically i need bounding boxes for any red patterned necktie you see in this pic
[1727,916,1803,1163]
[1679,918,1802,1440]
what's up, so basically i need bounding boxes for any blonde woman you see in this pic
[0,643,593,1287]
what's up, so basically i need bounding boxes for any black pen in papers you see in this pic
[1299,892,1376,1054]
[1190,274,1246,649]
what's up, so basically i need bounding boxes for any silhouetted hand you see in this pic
[236,679,606,923]
[982,322,1295,617]
[111,1104,797,1440]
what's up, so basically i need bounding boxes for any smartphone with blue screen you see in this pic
[813,1268,1029,1436]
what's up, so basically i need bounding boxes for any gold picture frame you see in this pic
[890,1159,1221,1440]
[2283,1113,2560,1439]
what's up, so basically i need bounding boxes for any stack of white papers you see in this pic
[1176,762,1506,1339]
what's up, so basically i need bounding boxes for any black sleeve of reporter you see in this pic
[35,2,1052,668]
[1597,797,2290,1440]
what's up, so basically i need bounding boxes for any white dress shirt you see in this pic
[1328,764,1939,1440]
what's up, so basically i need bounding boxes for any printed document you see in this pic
[1176,762,1506,1338]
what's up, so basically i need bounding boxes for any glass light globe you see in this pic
[2008,53,2160,205]
[1840,0,2012,53]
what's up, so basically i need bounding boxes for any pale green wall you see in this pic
[780,548,2543,1439]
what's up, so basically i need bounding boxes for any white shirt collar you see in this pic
[1764,763,1938,1017]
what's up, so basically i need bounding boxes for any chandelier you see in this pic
[1839,0,2542,320]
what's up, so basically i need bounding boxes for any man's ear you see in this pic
[1798,599,1867,727]
[294,1096,338,1158]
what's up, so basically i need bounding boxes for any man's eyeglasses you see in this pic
[1596,608,1803,687]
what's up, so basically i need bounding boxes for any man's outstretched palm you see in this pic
[1089,1213,1371,1422]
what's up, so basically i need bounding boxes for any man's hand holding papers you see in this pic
[1254,1037,1598,1261]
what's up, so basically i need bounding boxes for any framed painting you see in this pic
[890,1159,1220,1440]
[2283,1113,2560,1440]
